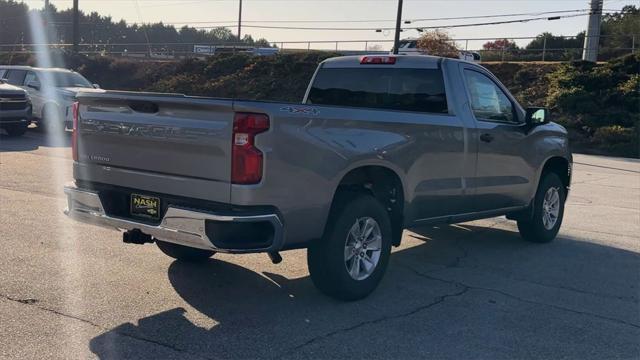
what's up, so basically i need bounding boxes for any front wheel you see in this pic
[308,193,392,301]
[156,240,216,262]
[517,172,566,243]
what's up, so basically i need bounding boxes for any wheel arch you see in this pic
[508,155,571,222]
[539,156,572,194]
[327,163,406,247]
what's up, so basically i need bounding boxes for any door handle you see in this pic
[480,133,494,143]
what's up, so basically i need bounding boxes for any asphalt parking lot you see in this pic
[0,131,638,359]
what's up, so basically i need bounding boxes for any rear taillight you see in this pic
[71,102,79,161]
[232,112,269,184]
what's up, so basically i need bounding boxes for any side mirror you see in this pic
[93,83,100,89]
[525,107,549,126]
[27,81,41,90]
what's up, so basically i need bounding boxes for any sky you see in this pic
[19,0,633,50]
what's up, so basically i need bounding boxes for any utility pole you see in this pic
[392,0,403,54]
[72,0,80,53]
[582,0,603,62]
[44,0,50,39]
[237,0,243,42]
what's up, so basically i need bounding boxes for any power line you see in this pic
[122,8,600,24]
[177,12,606,31]
[409,8,597,22]
[3,7,621,24]
[26,10,620,31]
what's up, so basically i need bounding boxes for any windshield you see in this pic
[46,71,93,88]
[399,40,417,49]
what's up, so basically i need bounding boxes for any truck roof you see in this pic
[321,55,449,69]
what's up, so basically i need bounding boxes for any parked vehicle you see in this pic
[241,47,280,56]
[64,55,571,301]
[0,79,31,137]
[0,66,104,131]
[396,38,481,62]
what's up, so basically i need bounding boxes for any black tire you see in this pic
[3,123,28,137]
[156,240,215,262]
[517,172,566,243]
[308,192,392,301]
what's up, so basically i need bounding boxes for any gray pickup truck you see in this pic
[65,55,571,300]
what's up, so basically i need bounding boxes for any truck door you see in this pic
[461,66,534,212]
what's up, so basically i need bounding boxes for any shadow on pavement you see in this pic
[0,128,70,152]
[89,223,640,359]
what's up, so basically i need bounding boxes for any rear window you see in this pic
[307,68,448,114]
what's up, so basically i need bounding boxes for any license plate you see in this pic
[130,194,160,219]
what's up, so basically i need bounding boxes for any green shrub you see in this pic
[544,54,640,157]
[592,125,639,157]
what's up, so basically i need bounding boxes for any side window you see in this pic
[6,70,27,86]
[464,69,516,123]
[0,69,6,79]
[24,72,38,87]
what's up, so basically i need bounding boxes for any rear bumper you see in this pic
[64,185,284,254]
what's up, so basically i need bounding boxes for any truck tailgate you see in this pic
[75,91,234,203]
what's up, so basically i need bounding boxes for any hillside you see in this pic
[1,52,637,157]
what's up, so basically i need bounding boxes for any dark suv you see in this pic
[0,79,31,137]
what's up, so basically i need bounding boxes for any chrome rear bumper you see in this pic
[64,185,284,253]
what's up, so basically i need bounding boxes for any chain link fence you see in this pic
[0,34,636,62]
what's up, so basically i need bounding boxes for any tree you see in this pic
[416,30,459,58]
[482,38,518,50]
[600,5,639,51]
[521,6,639,60]
[0,0,271,55]
[525,32,585,50]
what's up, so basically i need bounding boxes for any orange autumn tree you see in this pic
[416,30,460,58]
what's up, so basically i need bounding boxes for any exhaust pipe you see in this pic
[268,252,282,264]
[123,229,154,245]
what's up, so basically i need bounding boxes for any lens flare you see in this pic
[27,9,86,353]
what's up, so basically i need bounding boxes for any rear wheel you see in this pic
[517,172,566,243]
[307,192,392,301]
[156,240,216,262]
[3,123,28,137]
